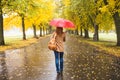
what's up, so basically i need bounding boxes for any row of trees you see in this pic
[0,0,119,46]
[0,0,56,45]
[62,0,120,46]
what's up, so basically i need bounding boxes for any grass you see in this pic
[89,32,117,42]
[0,35,39,51]
[77,33,120,57]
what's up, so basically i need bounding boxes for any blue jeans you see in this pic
[54,51,64,72]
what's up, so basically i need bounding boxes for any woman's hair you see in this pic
[56,27,63,35]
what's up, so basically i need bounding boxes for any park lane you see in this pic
[0,35,120,80]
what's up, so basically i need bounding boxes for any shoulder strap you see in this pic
[53,32,57,39]
[51,32,57,39]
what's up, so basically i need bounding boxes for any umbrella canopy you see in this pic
[49,18,75,28]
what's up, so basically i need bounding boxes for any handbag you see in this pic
[48,32,57,51]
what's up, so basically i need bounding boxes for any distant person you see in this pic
[51,27,66,75]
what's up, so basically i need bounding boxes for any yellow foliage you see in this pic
[99,6,108,13]
[96,14,102,24]
[4,15,21,30]
[4,0,56,31]
[26,0,55,27]
[108,0,115,7]
[63,0,71,6]
[24,18,33,28]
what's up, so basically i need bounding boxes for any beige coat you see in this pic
[51,32,66,52]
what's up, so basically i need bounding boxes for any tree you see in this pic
[9,0,29,40]
[0,1,4,45]
[4,0,55,40]
[26,0,55,37]
[0,0,15,45]
[103,0,120,46]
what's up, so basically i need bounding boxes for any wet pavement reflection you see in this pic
[0,35,120,80]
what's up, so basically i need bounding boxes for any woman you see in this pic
[51,27,66,74]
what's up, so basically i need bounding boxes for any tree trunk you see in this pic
[93,0,99,41]
[39,26,42,37]
[49,26,52,34]
[80,27,83,36]
[113,12,120,46]
[22,16,26,40]
[33,24,37,38]
[45,26,47,35]
[43,27,45,36]
[75,28,79,35]
[84,29,89,38]
[93,24,99,41]
[71,31,74,34]
[69,30,71,34]
[0,7,4,45]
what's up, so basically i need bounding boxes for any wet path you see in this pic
[0,35,120,80]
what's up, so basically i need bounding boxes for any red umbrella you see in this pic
[49,18,75,28]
